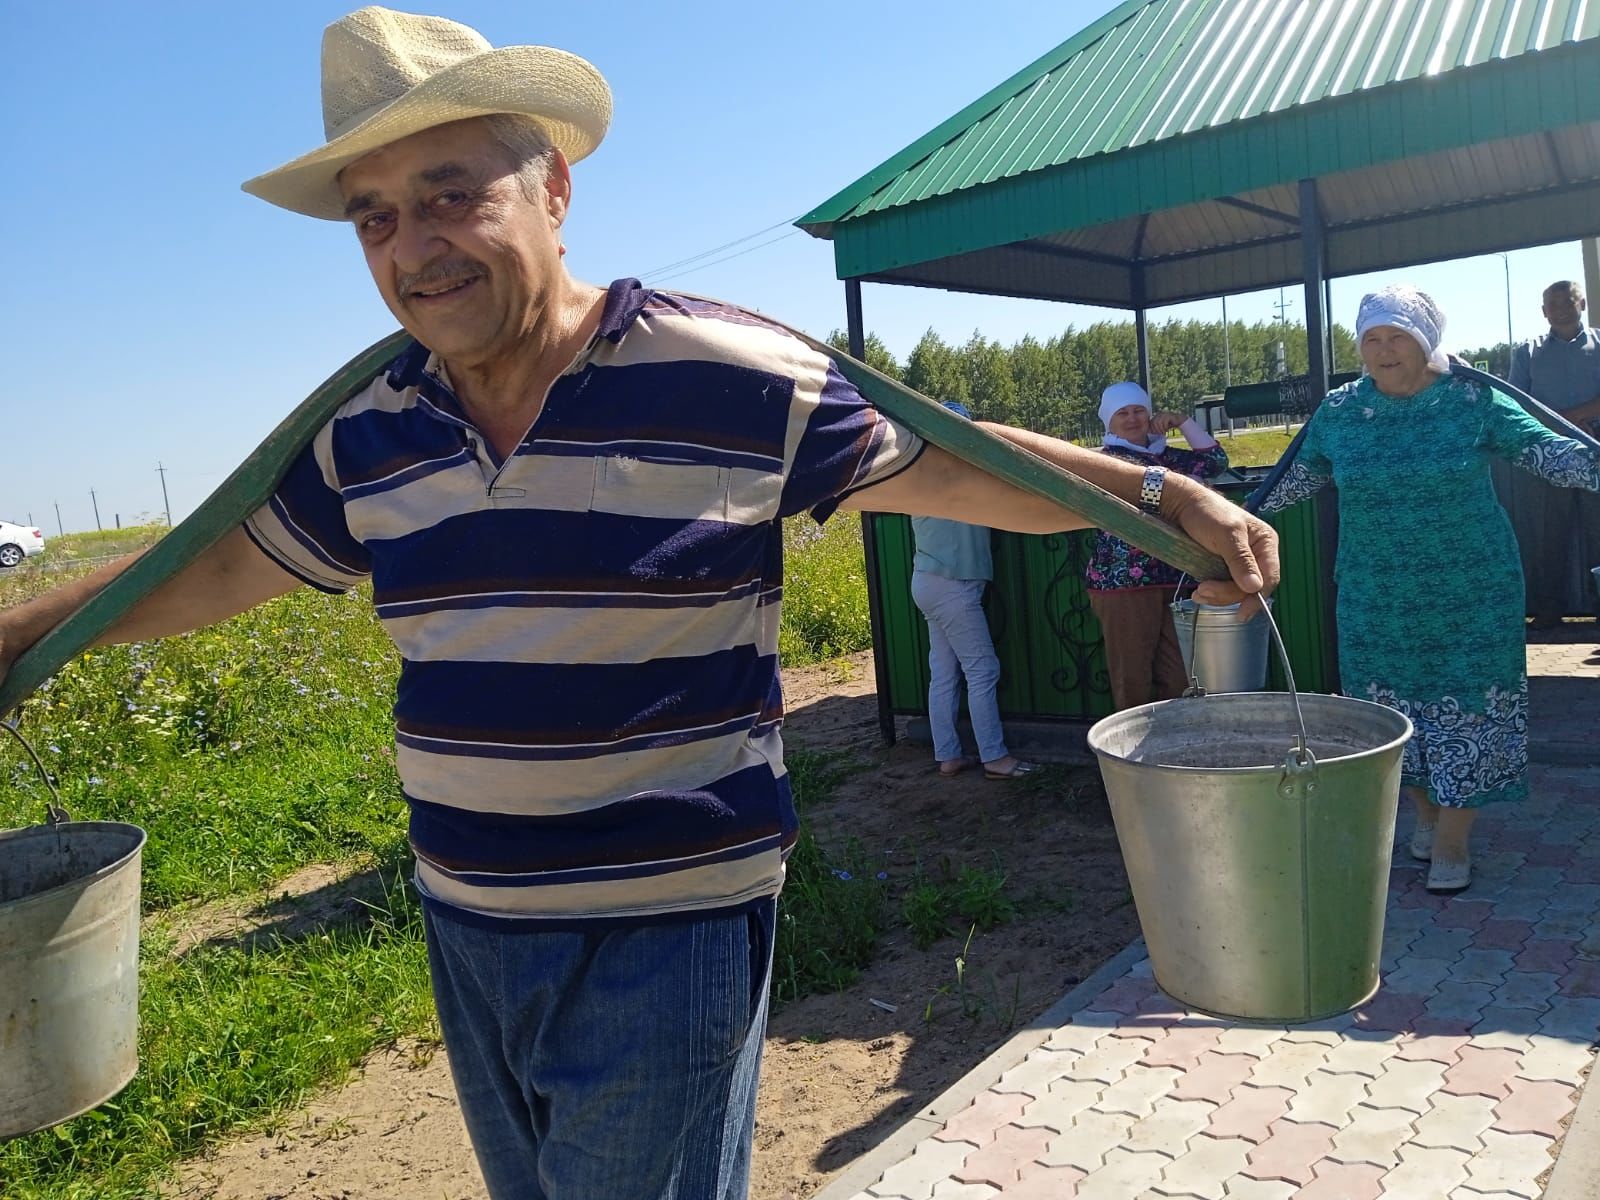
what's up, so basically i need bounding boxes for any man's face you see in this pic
[338,119,569,367]
[1543,287,1586,339]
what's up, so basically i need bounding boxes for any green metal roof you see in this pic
[799,0,1600,307]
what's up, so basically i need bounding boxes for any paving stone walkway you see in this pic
[818,632,1599,1200]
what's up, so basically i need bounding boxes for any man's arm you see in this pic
[839,422,1278,608]
[0,526,304,678]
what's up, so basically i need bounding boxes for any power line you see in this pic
[640,217,801,280]
[653,230,804,286]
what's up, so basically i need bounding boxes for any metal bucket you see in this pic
[0,818,145,1139]
[1592,564,1600,603]
[1171,597,1273,693]
[1088,608,1412,1022]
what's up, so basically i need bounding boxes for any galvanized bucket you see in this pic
[1171,597,1274,693]
[1,726,145,1140]
[1591,564,1600,603]
[1088,606,1413,1022]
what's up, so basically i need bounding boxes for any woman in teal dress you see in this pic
[1261,284,1600,894]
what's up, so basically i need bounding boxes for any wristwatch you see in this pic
[1138,465,1166,515]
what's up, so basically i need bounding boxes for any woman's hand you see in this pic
[1150,411,1186,435]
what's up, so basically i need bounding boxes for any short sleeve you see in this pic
[244,419,371,593]
[779,357,925,522]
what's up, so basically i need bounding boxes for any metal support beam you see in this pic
[1132,268,1151,393]
[846,278,898,746]
[1217,194,1301,226]
[1301,178,1338,683]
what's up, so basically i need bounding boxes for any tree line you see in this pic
[829,318,1363,440]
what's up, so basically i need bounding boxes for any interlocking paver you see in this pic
[928,1182,998,1199]
[1513,938,1579,974]
[1046,1016,1116,1053]
[1206,1085,1294,1142]
[1464,1013,1534,1055]
[1364,1058,1449,1111]
[1155,1133,1253,1199]
[1212,1027,1286,1057]
[1486,891,1550,922]
[1062,1036,1150,1083]
[1542,881,1600,912]
[1219,1181,1295,1199]
[1377,1144,1473,1198]
[1327,1102,1416,1168]
[1318,1036,1399,1077]
[1474,919,1537,950]
[1492,1077,1578,1138]
[1410,1092,1497,1152]
[1141,1025,1224,1069]
[1170,1052,1258,1103]
[1559,958,1600,998]
[1537,995,1600,1040]
[1286,1070,1370,1126]
[1353,990,1430,1033]
[1460,1129,1560,1196]
[1247,1040,1330,1089]
[1440,1046,1523,1099]
[1394,1031,1470,1065]
[1095,977,1160,1014]
[933,1090,1030,1146]
[1295,1160,1385,1199]
[1490,970,1562,1011]
[1039,1109,1136,1172]
[1383,956,1457,994]
[1434,899,1495,930]
[1116,1096,1215,1155]
[1002,1163,1087,1200]
[1074,1147,1176,1199]
[1532,910,1595,941]
[1097,1064,1183,1117]
[872,1137,976,1199]
[1447,948,1517,985]
[1516,1033,1596,1084]
[1240,1118,1336,1185]
[1427,982,1497,1023]
[1017,1077,1104,1131]
[952,1124,1054,1188]
[1408,927,1476,960]
[991,1048,1071,1097]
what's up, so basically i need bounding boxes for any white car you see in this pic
[0,520,45,568]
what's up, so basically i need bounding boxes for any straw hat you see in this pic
[242,6,612,220]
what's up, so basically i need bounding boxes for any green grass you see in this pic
[1170,425,1299,467]
[0,514,994,1195]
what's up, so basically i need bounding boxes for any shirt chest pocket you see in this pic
[590,455,735,523]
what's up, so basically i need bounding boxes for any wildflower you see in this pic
[831,869,853,882]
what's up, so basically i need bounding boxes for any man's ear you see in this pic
[544,150,574,229]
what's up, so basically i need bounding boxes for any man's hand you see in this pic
[1162,477,1280,617]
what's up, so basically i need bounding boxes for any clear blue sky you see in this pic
[3,1,1589,532]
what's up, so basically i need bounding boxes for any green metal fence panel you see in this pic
[868,487,1334,725]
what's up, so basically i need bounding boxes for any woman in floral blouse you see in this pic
[1260,284,1600,893]
[1087,381,1229,711]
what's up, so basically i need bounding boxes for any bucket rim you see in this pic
[1087,691,1414,776]
[0,820,147,913]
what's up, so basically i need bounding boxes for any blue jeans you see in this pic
[910,571,1008,763]
[422,898,775,1200]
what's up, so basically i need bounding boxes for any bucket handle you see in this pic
[1173,577,1313,772]
[1,719,71,825]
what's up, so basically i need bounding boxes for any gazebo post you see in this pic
[846,278,898,744]
[1301,178,1340,681]
[1133,267,1152,393]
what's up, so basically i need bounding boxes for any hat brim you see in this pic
[241,44,611,221]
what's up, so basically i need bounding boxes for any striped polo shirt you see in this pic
[245,280,922,927]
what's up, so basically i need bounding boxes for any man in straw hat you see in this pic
[0,8,1278,1195]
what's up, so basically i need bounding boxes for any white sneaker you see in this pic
[1426,856,1471,894]
[1410,824,1435,861]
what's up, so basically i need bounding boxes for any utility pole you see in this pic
[89,489,102,532]
[53,503,63,536]
[156,462,172,526]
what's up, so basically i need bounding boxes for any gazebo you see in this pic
[796,0,1600,741]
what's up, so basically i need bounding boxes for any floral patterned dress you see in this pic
[1261,373,1600,806]
[1085,442,1229,590]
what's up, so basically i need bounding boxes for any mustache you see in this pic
[398,258,486,296]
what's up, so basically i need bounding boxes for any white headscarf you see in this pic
[1356,284,1451,373]
[1099,381,1165,455]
